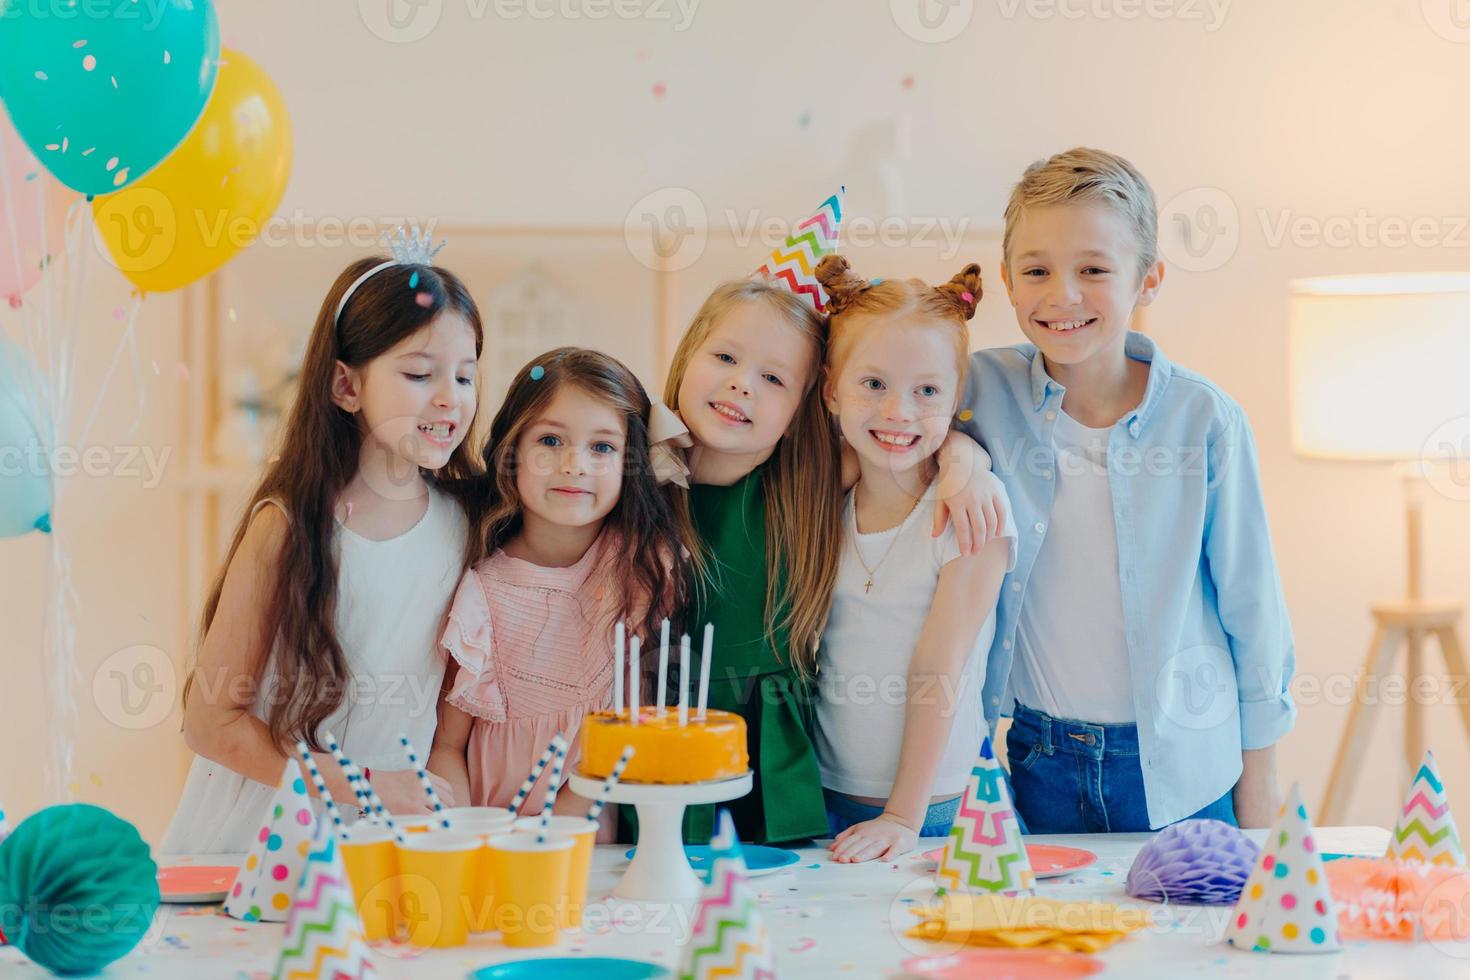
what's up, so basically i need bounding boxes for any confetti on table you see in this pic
[652,81,667,98]
[901,74,916,90]
[176,362,191,383]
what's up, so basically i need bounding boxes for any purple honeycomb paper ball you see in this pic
[1125,818,1261,905]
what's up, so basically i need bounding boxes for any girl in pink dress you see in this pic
[427,348,690,822]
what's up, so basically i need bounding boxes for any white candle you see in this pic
[698,623,713,720]
[679,633,690,726]
[614,622,625,717]
[630,636,641,726]
[657,618,670,714]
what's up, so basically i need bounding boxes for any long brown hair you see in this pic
[662,280,843,678]
[186,256,485,751]
[480,347,689,637]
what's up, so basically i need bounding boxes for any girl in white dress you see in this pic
[160,245,485,854]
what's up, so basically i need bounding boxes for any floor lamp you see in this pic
[1290,273,1470,825]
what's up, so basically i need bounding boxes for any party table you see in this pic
[4,826,1464,978]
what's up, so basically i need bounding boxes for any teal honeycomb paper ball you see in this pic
[0,804,160,976]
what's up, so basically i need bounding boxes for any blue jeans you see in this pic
[1005,702,1237,834]
[823,788,961,838]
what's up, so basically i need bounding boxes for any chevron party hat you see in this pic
[938,737,1034,896]
[273,818,374,980]
[678,809,778,980]
[226,758,319,923]
[752,186,844,314]
[1385,749,1465,867]
[1226,783,1341,954]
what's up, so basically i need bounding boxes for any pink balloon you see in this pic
[0,105,70,306]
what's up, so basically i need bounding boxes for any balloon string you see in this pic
[44,527,80,800]
[73,293,143,455]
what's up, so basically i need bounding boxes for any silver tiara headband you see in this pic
[334,223,449,325]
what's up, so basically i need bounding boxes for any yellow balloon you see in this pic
[93,49,292,293]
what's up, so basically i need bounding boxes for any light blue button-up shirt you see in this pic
[958,331,1296,828]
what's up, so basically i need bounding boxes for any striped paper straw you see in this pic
[296,742,347,840]
[538,741,570,844]
[585,745,635,824]
[326,731,404,844]
[508,732,567,817]
[323,730,374,820]
[399,733,450,830]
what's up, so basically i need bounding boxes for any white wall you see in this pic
[4,0,1469,842]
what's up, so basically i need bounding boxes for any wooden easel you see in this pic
[1320,474,1470,824]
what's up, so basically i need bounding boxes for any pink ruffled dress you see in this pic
[441,532,619,813]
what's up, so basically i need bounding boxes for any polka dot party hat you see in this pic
[1225,782,1341,954]
[224,758,319,923]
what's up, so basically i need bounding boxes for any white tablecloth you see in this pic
[5,826,1466,978]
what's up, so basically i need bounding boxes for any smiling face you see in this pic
[826,314,961,481]
[675,299,815,467]
[1002,202,1163,373]
[348,311,479,471]
[513,383,626,531]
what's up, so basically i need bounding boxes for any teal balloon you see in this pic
[0,336,51,538]
[0,804,161,976]
[0,0,220,195]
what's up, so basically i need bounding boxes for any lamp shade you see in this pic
[1290,273,1470,461]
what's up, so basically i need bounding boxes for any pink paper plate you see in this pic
[158,865,237,903]
[900,949,1105,979]
[921,844,1097,879]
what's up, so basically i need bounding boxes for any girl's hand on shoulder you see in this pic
[932,431,1002,556]
[828,812,919,863]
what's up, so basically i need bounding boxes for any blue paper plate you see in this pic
[470,958,670,979]
[623,843,800,880]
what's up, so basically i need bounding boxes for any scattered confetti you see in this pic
[164,49,171,65]
[529,365,546,381]
[113,306,126,320]
[81,147,94,156]
[409,271,420,289]
[89,772,102,787]
[652,81,667,98]
[901,74,915,90]
[110,76,117,89]
[73,39,87,49]
[788,938,816,952]
[67,781,80,795]
[82,54,96,71]
[415,291,432,307]
[112,167,128,187]
[34,70,47,81]
[798,111,812,128]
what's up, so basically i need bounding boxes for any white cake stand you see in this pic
[567,769,753,904]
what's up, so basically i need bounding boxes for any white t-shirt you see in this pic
[816,480,1018,799]
[1009,409,1136,723]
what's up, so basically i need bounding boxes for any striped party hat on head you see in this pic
[938,736,1034,896]
[678,809,777,979]
[752,187,844,314]
[273,818,374,980]
[1226,783,1340,954]
[1386,749,1465,867]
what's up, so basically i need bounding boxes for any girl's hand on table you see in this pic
[829,813,919,863]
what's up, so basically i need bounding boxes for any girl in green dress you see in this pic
[658,279,1001,844]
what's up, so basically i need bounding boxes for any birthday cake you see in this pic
[580,708,748,784]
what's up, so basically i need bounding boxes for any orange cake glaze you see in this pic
[580,708,748,784]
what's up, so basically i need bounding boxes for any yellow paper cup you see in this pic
[395,831,480,948]
[439,811,516,931]
[339,823,400,941]
[397,815,442,835]
[514,816,597,927]
[487,832,574,947]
